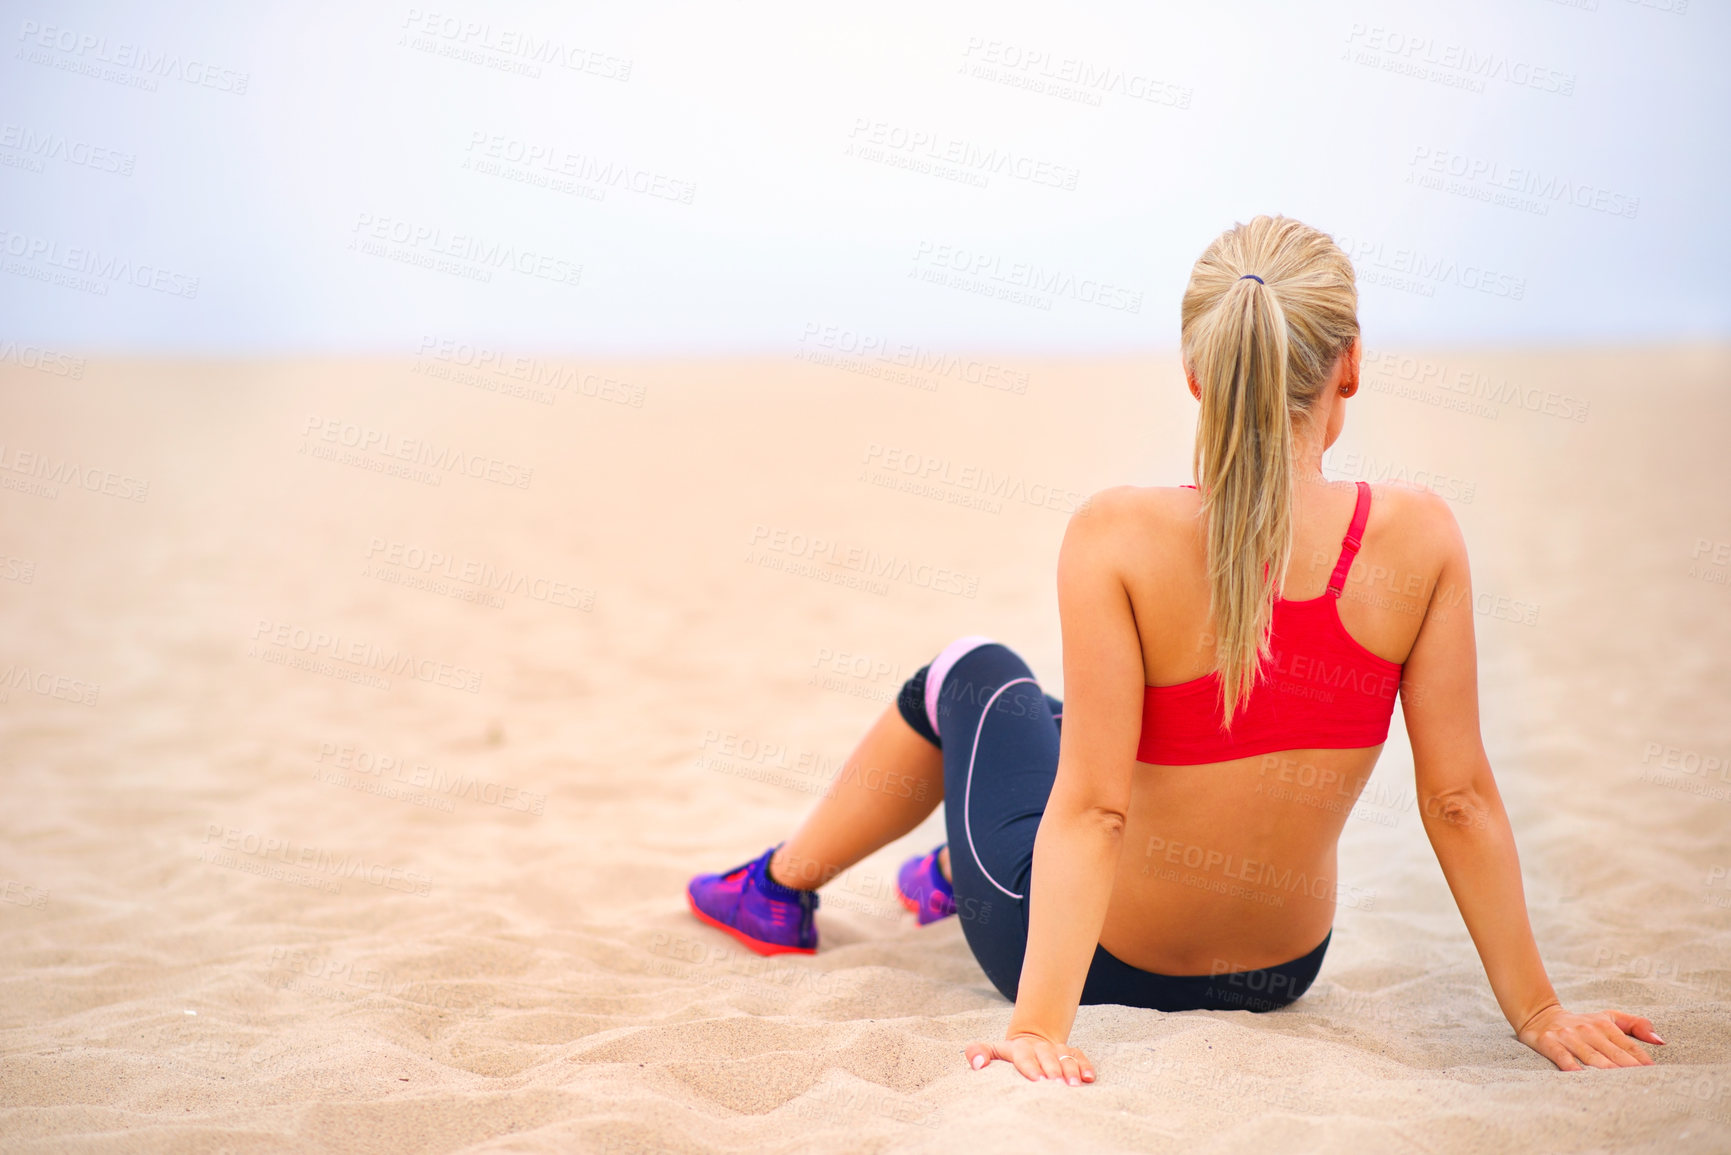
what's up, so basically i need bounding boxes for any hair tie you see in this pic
[1239,274,1264,284]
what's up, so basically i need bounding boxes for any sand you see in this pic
[1,344,1728,1153]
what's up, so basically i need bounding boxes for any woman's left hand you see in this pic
[965,1031,1096,1085]
[1516,1004,1662,1070]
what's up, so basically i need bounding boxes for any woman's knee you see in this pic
[923,635,1002,737]
[897,635,998,747]
[897,635,1045,749]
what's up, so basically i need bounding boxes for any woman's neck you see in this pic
[1291,432,1329,487]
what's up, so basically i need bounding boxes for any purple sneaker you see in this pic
[686,846,819,956]
[896,845,956,925]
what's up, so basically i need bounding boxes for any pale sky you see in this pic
[2,0,1727,353]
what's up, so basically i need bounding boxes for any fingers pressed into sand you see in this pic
[1543,1041,1583,1072]
[1012,1043,1047,1082]
[965,1038,1095,1083]
[1593,1027,1647,1068]
[1569,1032,1615,1069]
[1034,1042,1066,1082]
[1607,1011,1664,1046]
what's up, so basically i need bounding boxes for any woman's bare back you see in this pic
[1097,480,1448,974]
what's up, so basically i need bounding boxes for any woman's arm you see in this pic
[1399,492,1662,1069]
[966,488,1145,1085]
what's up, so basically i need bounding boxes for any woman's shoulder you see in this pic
[1064,485,1203,569]
[1363,481,1464,548]
[1360,482,1470,589]
[1073,483,1200,522]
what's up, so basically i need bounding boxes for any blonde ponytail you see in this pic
[1181,217,1360,728]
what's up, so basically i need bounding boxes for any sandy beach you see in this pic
[1,344,1728,1153]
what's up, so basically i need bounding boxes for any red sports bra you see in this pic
[1136,481,1402,765]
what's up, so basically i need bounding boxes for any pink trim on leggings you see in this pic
[924,635,996,738]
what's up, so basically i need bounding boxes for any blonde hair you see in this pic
[1181,215,1360,727]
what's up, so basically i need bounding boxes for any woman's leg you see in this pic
[688,636,1058,958]
[767,702,946,890]
[687,649,958,955]
[929,639,1063,1000]
[768,632,1050,892]
[770,634,1064,902]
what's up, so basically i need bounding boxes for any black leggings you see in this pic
[895,637,1331,1012]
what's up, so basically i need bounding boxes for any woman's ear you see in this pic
[1337,339,1362,397]
[1185,367,1201,401]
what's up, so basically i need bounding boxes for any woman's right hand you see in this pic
[1516,1004,1664,1070]
[965,1031,1097,1086]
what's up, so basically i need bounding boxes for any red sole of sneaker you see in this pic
[685,891,817,957]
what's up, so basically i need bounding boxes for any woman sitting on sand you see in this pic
[686,215,1664,1084]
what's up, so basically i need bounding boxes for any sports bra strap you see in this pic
[1327,481,1372,597]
